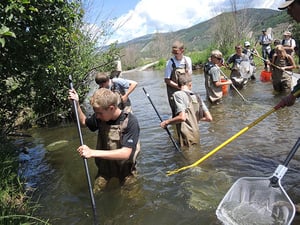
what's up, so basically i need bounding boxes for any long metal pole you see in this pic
[142,87,183,154]
[218,68,248,102]
[69,75,98,225]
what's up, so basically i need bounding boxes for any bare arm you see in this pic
[160,111,186,128]
[214,80,232,87]
[68,89,87,126]
[285,55,296,70]
[164,78,180,90]
[78,145,132,160]
[122,80,137,102]
[201,110,213,122]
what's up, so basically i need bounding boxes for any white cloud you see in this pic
[106,0,283,44]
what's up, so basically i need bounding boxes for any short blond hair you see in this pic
[90,88,118,109]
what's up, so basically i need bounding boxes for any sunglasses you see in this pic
[213,56,222,60]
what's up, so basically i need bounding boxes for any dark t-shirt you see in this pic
[85,111,140,150]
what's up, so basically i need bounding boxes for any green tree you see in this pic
[0,0,120,137]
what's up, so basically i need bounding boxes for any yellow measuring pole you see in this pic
[166,108,276,176]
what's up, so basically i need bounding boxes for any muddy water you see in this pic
[18,69,300,225]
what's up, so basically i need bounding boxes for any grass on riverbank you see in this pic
[0,139,50,225]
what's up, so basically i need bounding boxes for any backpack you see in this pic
[204,62,215,74]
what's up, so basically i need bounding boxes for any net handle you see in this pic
[270,137,300,185]
[283,137,300,167]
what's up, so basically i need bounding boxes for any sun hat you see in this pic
[283,31,292,36]
[278,0,295,10]
[244,41,250,47]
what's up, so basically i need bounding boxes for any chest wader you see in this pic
[204,63,222,103]
[167,58,187,117]
[95,114,138,183]
[177,93,200,147]
[272,57,292,92]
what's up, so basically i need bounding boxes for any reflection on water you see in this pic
[18,70,300,225]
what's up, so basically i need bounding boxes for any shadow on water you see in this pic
[18,69,300,225]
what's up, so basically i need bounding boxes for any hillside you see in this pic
[118,8,293,67]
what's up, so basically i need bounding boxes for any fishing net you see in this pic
[216,138,300,225]
[239,61,253,80]
[216,176,295,225]
[291,72,300,90]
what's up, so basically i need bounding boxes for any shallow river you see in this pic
[18,69,300,225]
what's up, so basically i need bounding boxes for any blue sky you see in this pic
[83,0,285,44]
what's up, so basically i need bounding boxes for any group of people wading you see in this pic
[225,27,299,93]
[67,0,300,201]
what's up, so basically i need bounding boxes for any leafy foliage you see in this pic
[0,0,120,136]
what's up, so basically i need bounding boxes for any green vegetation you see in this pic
[0,139,50,224]
[0,0,120,137]
[0,1,121,223]
[187,49,213,67]
[1,3,300,223]
[154,58,166,70]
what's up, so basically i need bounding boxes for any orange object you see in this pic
[221,78,229,95]
[260,70,272,82]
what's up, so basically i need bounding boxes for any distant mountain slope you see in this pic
[118,8,292,65]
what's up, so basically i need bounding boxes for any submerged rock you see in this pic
[46,140,69,152]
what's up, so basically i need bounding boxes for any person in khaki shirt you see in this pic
[160,73,212,147]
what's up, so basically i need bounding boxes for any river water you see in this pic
[18,69,300,225]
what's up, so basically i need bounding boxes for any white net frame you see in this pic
[216,176,295,225]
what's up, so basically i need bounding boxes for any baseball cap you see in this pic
[244,41,250,47]
[211,50,223,59]
[278,0,294,10]
[283,31,292,36]
[262,29,266,32]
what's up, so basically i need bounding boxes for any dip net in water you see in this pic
[216,177,295,225]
